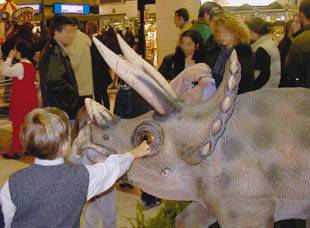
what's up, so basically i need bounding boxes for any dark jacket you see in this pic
[0,204,4,228]
[38,39,80,119]
[284,25,310,88]
[204,35,221,69]
[90,37,113,108]
[205,43,254,94]
[252,47,271,90]
[158,48,205,81]
[278,35,292,87]
[158,54,176,81]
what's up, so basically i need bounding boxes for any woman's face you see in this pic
[291,15,301,34]
[217,26,236,48]
[180,37,197,57]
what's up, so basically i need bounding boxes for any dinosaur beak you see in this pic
[85,98,115,127]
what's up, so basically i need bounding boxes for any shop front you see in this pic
[14,0,100,22]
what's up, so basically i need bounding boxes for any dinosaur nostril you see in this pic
[103,135,110,140]
[140,131,155,145]
[160,167,171,176]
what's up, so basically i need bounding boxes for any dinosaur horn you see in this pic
[179,50,242,165]
[93,37,180,116]
[116,34,178,100]
[85,98,115,127]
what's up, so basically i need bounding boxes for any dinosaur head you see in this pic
[71,35,241,200]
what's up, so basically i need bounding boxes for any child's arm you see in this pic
[0,181,16,228]
[2,49,24,80]
[85,141,150,200]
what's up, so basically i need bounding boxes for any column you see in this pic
[155,0,200,67]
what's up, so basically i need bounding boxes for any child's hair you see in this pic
[20,107,71,160]
[15,39,36,61]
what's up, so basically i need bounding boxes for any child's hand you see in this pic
[8,49,17,59]
[130,141,151,159]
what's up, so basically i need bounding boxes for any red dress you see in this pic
[9,62,38,154]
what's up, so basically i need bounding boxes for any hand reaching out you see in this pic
[130,141,151,159]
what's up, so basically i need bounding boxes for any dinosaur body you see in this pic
[71,35,310,227]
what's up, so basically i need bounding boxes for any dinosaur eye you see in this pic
[132,121,164,156]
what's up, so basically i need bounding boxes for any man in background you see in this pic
[67,18,94,106]
[284,0,310,88]
[38,15,80,120]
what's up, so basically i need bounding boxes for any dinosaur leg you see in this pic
[215,197,275,228]
[175,201,217,228]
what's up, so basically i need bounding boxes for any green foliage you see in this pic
[128,201,190,228]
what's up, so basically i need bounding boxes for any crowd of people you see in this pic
[0,0,309,227]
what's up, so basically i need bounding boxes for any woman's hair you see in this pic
[246,17,272,36]
[174,30,205,75]
[20,107,71,160]
[212,13,250,44]
[15,39,36,62]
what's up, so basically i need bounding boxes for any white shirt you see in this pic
[1,58,32,80]
[0,152,134,228]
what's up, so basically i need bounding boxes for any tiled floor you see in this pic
[0,89,160,227]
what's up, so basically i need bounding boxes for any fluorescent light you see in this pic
[201,0,274,6]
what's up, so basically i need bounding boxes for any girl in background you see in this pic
[159,29,205,81]
[2,40,38,160]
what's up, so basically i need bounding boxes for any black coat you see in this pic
[283,25,310,88]
[38,39,80,119]
[0,204,4,228]
[278,35,292,87]
[205,43,255,94]
[158,48,205,81]
[252,47,271,90]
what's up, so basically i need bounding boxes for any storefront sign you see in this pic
[54,3,90,14]
[18,4,41,15]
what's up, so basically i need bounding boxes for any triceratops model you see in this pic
[71,34,310,227]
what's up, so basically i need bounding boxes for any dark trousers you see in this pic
[0,204,4,228]
[94,88,110,110]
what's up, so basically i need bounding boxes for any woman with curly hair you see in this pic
[206,13,254,94]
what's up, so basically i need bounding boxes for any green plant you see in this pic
[128,200,190,228]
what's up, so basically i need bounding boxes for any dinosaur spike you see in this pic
[221,96,233,113]
[201,142,211,157]
[228,76,237,91]
[211,120,222,135]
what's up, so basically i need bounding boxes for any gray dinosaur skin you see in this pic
[71,44,310,227]
[73,87,310,227]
